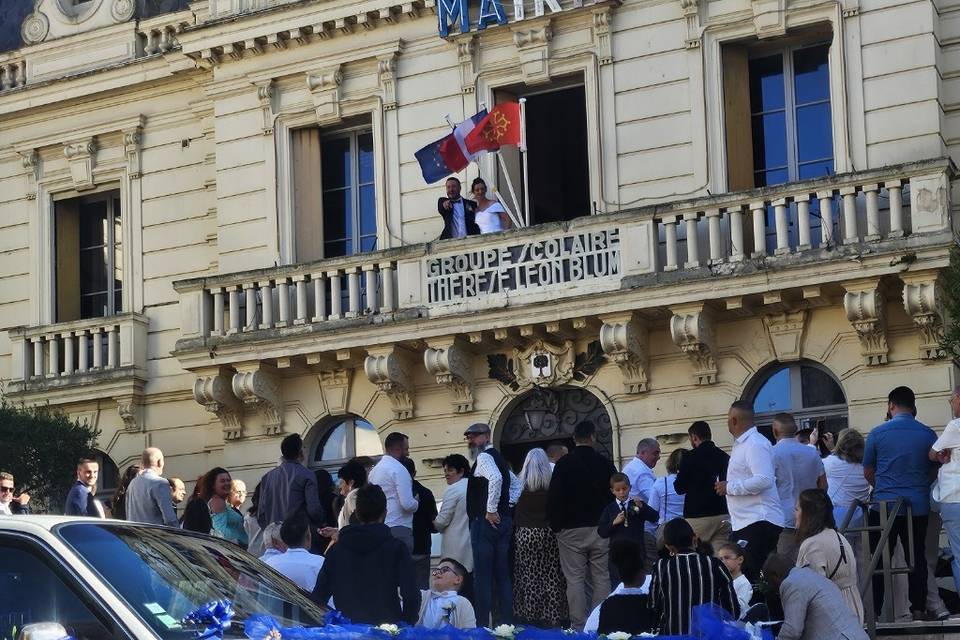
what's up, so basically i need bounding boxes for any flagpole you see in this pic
[519,97,530,227]
[495,154,525,229]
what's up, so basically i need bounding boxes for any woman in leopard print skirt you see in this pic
[513,448,569,627]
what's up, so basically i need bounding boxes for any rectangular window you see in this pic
[290,123,376,263]
[723,35,835,250]
[496,79,590,226]
[55,191,122,322]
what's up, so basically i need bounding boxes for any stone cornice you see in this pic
[12,114,144,155]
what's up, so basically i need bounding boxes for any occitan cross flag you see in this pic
[464,102,522,155]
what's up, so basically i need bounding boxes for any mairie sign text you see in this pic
[437,0,566,37]
[426,228,620,304]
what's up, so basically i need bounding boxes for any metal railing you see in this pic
[839,498,915,639]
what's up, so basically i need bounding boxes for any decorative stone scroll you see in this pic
[592,6,614,63]
[64,138,98,191]
[194,368,244,439]
[679,0,699,48]
[512,18,553,84]
[365,345,416,420]
[599,312,649,393]
[124,127,142,179]
[17,149,39,201]
[306,65,343,126]
[318,369,352,416]
[232,364,284,435]
[669,303,718,385]
[457,36,477,94]
[116,395,143,432]
[255,80,277,135]
[901,271,946,360]
[842,279,888,366]
[378,54,399,110]
[424,336,474,413]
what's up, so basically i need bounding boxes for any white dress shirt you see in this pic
[933,418,960,503]
[583,576,653,633]
[473,445,515,513]
[451,200,467,238]
[726,426,785,531]
[622,456,656,502]
[262,548,325,592]
[823,455,871,508]
[0,501,11,515]
[368,454,419,528]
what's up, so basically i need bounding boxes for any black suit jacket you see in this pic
[673,440,729,518]
[437,197,481,239]
[597,498,658,543]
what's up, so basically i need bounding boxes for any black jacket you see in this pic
[548,445,618,531]
[673,440,729,518]
[437,197,481,239]
[598,593,656,635]
[311,522,421,624]
[597,498,658,543]
[411,480,437,555]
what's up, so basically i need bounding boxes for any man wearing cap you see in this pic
[464,422,514,627]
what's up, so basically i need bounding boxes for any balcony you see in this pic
[6,313,149,429]
[172,159,953,431]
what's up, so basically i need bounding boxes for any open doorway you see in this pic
[495,80,591,226]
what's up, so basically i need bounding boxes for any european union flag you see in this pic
[415,135,456,184]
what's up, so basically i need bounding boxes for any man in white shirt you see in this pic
[262,512,324,592]
[715,401,784,579]
[621,438,660,502]
[368,431,419,553]
[930,385,960,596]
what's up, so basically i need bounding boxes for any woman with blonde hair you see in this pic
[512,448,568,627]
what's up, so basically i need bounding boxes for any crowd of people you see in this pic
[6,384,960,638]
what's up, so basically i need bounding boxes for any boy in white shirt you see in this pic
[417,558,477,629]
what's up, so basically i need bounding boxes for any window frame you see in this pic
[74,190,123,319]
[746,360,848,429]
[308,415,381,476]
[0,531,132,639]
[320,125,377,259]
[748,40,834,188]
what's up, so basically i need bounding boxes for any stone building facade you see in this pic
[0,0,958,501]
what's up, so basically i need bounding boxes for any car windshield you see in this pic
[57,523,325,638]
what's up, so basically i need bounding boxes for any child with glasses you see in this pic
[417,558,477,629]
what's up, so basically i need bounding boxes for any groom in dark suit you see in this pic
[437,177,481,240]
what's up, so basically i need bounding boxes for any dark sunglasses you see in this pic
[0,486,14,493]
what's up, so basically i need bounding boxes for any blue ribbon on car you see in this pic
[183,600,236,639]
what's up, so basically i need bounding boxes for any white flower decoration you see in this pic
[606,632,632,640]
[377,623,400,635]
[490,624,517,638]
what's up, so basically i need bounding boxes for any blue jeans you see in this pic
[471,515,514,627]
[937,502,960,594]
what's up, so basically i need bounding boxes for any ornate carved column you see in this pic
[669,303,718,385]
[232,363,284,435]
[599,312,649,393]
[254,79,276,134]
[378,54,399,110]
[842,278,888,366]
[365,345,417,420]
[307,65,343,126]
[457,36,477,93]
[901,271,946,360]
[194,367,244,440]
[123,127,142,178]
[424,336,475,413]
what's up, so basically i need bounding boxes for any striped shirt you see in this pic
[649,551,740,635]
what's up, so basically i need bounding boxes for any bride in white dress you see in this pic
[471,178,514,234]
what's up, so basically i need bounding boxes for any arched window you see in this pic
[309,415,381,475]
[747,360,848,441]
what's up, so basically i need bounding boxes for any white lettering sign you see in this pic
[426,228,621,304]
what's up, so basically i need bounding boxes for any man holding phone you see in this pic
[0,472,30,515]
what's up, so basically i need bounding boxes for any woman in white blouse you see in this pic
[470,178,513,234]
[822,428,872,539]
[434,454,473,579]
[647,448,687,547]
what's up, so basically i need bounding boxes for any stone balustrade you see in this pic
[0,56,27,92]
[8,313,149,384]
[179,253,404,340]
[174,158,953,358]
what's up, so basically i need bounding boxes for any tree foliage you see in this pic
[941,241,960,361]
[0,400,100,512]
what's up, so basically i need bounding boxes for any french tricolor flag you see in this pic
[414,109,488,184]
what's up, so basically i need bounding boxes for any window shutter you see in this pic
[292,127,325,263]
[722,44,755,192]
[55,199,81,322]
